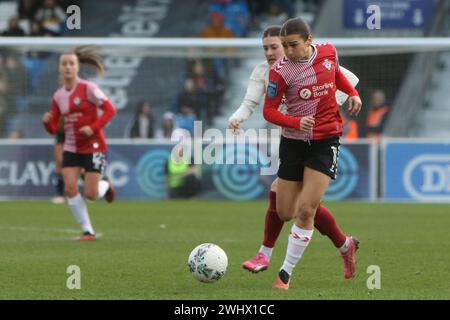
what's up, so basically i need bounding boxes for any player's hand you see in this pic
[348,96,362,116]
[42,112,53,124]
[299,116,315,132]
[79,126,94,137]
[228,118,241,135]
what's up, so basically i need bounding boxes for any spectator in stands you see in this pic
[1,17,26,36]
[341,110,359,141]
[176,78,202,120]
[191,61,217,124]
[7,129,24,139]
[34,0,67,36]
[201,11,234,38]
[4,53,28,116]
[200,12,234,85]
[271,0,296,19]
[365,89,390,143]
[175,106,196,135]
[19,0,41,21]
[127,101,155,139]
[155,111,175,139]
[30,19,52,37]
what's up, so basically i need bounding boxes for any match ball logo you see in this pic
[299,88,312,99]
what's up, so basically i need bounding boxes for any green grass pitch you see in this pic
[0,200,449,299]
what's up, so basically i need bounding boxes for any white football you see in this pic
[188,243,228,283]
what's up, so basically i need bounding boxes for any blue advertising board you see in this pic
[344,0,434,29]
[384,141,450,201]
[0,141,375,201]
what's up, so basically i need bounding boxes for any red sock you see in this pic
[314,204,347,248]
[262,191,284,248]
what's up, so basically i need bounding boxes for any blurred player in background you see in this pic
[262,18,362,289]
[228,26,360,281]
[51,117,65,204]
[42,46,116,241]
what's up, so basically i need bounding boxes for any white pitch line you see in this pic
[0,226,81,234]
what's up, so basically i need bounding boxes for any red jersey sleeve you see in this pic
[85,81,117,132]
[43,99,61,134]
[263,69,300,129]
[90,99,117,133]
[334,46,359,97]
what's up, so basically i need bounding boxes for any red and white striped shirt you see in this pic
[263,43,358,140]
[44,78,116,153]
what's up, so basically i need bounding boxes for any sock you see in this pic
[67,193,94,235]
[56,174,64,196]
[339,237,351,253]
[262,191,284,251]
[281,224,313,275]
[259,245,273,259]
[98,180,109,199]
[314,204,347,248]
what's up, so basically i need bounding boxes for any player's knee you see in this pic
[85,191,99,202]
[270,179,278,192]
[277,206,294,222]
[64,186,78,198]
[298,202,317,220]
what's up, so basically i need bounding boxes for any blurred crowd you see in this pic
[0,0,391,142]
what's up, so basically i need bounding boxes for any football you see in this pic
[188,243,228,283]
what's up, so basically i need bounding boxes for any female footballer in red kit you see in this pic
[263,18,362,289]
[229,25,360,281]
[43,46,116,241]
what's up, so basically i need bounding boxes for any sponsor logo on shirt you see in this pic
[73,97,81,105]
[268,80,278,98]
[298,82,334,100]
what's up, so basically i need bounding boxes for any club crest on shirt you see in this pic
[267,80,278,98]
[73,97,81,105]
[323,59,331,71]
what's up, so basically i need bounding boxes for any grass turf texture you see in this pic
[0,201,449,299]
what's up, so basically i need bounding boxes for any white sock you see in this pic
[281,224,313,275]
[67,193,95,235]
[98,180,109,199]
[339,237,351,253]
[259,245,273,259]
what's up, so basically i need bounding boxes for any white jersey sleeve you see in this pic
[336,66,359,106]
[228,61,269,123]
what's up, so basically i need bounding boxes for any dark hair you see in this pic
[262,25,281,39]
[64,45,104,75]
[280,17,311,40]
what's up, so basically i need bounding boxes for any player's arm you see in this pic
[228,67,266,130]
[334,47,362,115]
[86,82,117,133]
[90,100,117,133]
[335,66,359,106]
[262,70,300,129]
[42,99,61,134]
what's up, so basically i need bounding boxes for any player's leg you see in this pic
[314,203,359,278]
[62,162,95,239]
[84,152,115,202]
[242,178,285,273]
[51,141,65,204]
[274,168,329,289]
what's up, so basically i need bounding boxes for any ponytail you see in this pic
[71,45,104,75]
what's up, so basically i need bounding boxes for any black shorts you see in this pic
[56,132,65,144]
[278,136,340,182]
[62,151,107,174]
